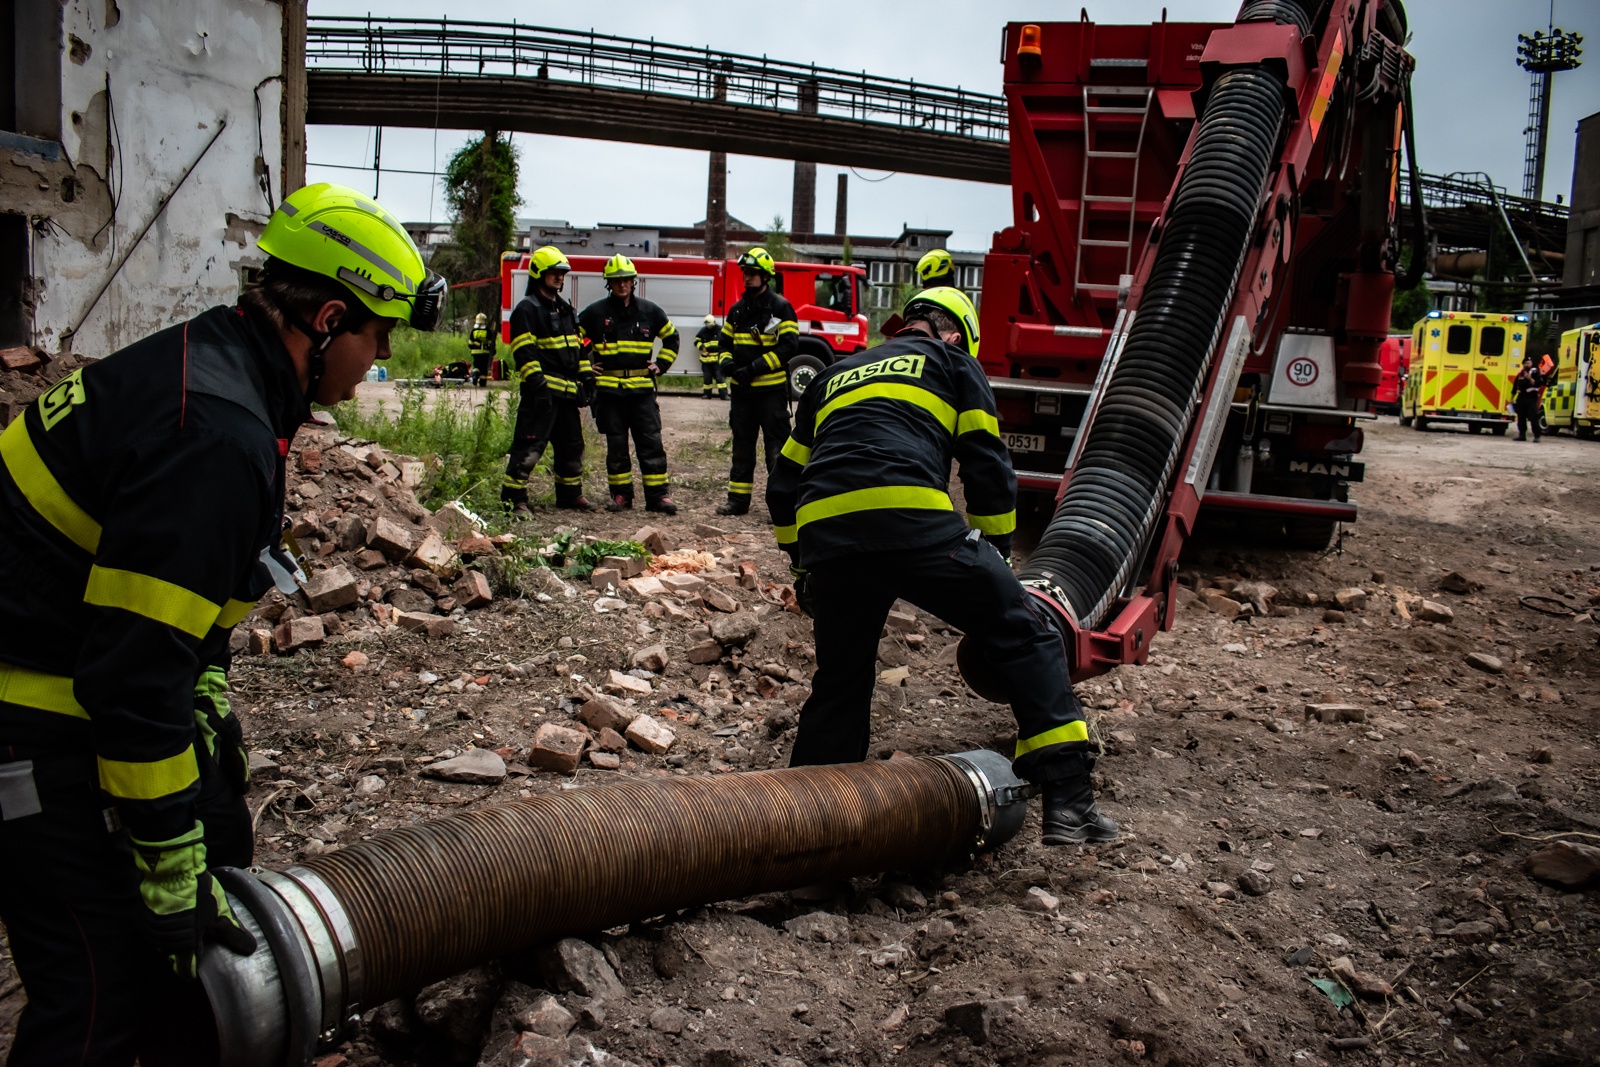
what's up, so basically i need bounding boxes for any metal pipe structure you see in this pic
[199,750,1029,1067]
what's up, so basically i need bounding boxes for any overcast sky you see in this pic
[307,0,1600,253]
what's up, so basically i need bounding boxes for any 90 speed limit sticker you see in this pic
[1284,356,1319,387]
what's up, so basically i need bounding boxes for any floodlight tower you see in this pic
[1517,20,1584,201]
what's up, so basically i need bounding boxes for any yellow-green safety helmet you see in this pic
[916,249,955,286]
[737,247,776,277]
[902,286,980,357]
[258,183,446,330]
[530,245,571,279]
[603,254,637,280]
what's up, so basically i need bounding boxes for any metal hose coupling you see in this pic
[199,750,1029,1067]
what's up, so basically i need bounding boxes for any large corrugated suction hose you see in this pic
[1017,2,1303,632]
[199,751,1029,1067]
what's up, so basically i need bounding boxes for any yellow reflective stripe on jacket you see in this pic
[0,416,102,553]
[534,335,581,349]
[774,524,798,545]
[956,409,1001,437]
[776,322,799,335]
[216,598,257,629]
[97,745,199,801]
[817,382,956,435]
[84,566,221,640]
[779,437,811,466]
[658,321,678,337]
[796,485,953,529]
[0,662,88,720]
[544,376,579,395]
[968,511,1017,536]
[509,332,535,356]
[1014,720,1089,757]
[745,371,787,388]
[595,377,657,390]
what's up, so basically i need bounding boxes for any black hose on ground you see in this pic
[1017,0,1307,632]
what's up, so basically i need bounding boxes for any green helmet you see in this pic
[737,247,776,278]
[903,286,980,357]
[916,249,955,286]
[603,254,637,280]
[530,245,571,279]
[258,183,445,330]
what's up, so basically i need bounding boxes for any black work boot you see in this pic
[1041,773,1119,845]
[716,500,749,516]
[647,497,678,515]
[606,494,632,512]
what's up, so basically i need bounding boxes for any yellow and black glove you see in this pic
[131,821,257,979]
[194,668,249,795]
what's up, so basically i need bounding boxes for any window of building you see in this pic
[1479,326,1505,357]
[1445,324,1473,355]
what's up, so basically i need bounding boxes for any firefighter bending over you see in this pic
[695,314,728,400]
[916,248,956,289]
[468,311,496,384]
[0,183,445,1063]
[715,247,798,516]
[578,255,680,515]
[767,288,1118,846]
[501,246,596,516]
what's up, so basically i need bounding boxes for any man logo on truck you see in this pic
[1289,460,1350,477]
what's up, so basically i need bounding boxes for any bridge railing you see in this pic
[305,16,1010,143]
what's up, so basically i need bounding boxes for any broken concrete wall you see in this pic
[4,0,284,357]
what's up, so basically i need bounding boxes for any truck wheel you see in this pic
[1467,423,1482,434]
[1399,415,1413,427]
[788,355,827,400]
[1413,416,1429,432]
[1578,425,1596,440]
[1284,517,1336,551]
[1491,424,1508,437]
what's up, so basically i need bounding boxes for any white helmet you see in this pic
[703,314,717,326]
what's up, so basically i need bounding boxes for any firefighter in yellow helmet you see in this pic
[714,247,799,515]
[577,255,681,514]
[767,287,1117,847]
[468,310,496,385]
[916,248,956,288]
[694,313,727,400]
[501,245,596,516]
[0,183,445,1062]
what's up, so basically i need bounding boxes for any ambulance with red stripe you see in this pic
[1400,310,1529,435]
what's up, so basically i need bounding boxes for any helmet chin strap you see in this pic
[273,296,348,403]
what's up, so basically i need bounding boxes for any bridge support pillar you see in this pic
[706,150,727,260]
[790,80,820,239]
[835,172,848,236]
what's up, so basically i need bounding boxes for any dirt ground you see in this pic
[2,396,1598,1067]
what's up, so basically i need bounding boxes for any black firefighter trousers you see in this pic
[0,740,252,1066]
[788,529,1090,785]
[593,389,670,506]
[725,387,790,509]
[502,386,587,507]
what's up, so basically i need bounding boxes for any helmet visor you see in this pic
[409,270,448,332]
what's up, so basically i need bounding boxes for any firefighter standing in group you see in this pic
[695,314,728,400]
[468,311,496,385]
[715,247,799,516]
[0,183,446,1064]
[916,248,956,289]
[767,287,1119,846]
[578,255,680,515]
[501,246,596,516]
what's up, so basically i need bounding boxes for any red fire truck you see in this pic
[976,6,1418,559]
[499,252,869,397]
[956,0,1420,690]
[1373,334,1412,414]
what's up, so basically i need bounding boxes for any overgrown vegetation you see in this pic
[543,532,650,578]
[762,214,795,263]
[383,326,476,380]
[431,131,522,322]
[332,389,523,521]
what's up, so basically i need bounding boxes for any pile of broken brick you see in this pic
[236,421,514,655]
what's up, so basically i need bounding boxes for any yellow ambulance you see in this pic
[1542,324,1600,438]
[1401,310,1529,434]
